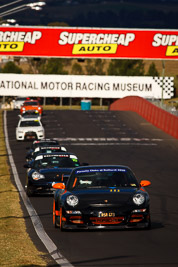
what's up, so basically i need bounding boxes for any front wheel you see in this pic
[53,200,60,228]
[26,185,34,197]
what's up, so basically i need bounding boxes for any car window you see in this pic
[16,97,27,101]
[41,148,62,153]
[19,120,41,127]
[31,141,59,150]
[34,156,80,169]
[68,168,139,190]
[24,101,38,106]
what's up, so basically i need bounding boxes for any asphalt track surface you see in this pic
[6,109,178,267]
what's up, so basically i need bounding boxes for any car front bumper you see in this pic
[16,131,44,140]
[58,209,151,230]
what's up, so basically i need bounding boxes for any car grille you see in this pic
[25,132,37,139]
[90,216,125,225]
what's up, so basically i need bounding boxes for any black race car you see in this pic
[53,165,151,230]
[26,145,67,161]
[26,139,65,161]
[24,152,80,196]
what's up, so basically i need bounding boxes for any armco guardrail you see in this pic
[109,96,178,139]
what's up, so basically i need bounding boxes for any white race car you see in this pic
[13,96,28,109]
[16,117,45,141]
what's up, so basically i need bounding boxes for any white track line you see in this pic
[3,111,74,267]
[61,143,157,146]
[55,137,163,142]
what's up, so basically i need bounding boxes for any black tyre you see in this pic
[26,185,34,197]
[54,216,61,228]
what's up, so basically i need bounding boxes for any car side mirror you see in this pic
[52,183,65,190]
[140,180,151,187]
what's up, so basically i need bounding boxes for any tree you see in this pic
[108,59,145,76]
[27,58,46,74]
[146,62,159,76]
[1,61,23,74]
[47,22,69,27]
[39,58,68,74]
[85,59,106,75]
[72,63,83,75]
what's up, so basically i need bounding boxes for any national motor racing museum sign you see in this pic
[0,74,174,99]
[0,26,178,59]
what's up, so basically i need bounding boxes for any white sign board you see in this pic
[0,74,174,99]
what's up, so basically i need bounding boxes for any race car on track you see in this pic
[26,145,67,161]
[20,99,43,115]
[19,110,41,120]
[52,165,151,230]
[13,96,29,109]
[16,117,45,141]
[24,152,80,196]
[26,139,61,159]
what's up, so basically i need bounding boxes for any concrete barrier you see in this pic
[109,96,178,139]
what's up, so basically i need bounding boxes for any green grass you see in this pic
[43,105,108,110]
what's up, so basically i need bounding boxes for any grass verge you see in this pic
[0,110,48,266]
[43,105,109,110]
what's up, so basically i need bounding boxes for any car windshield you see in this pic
[16,97,27,102]
[32,141,59,149]
[22,111,40,116]
[24,101,38,106]
[67,168,139,190]
[19,120,41,127]
[33,148,63,158]
[34,156,80,169]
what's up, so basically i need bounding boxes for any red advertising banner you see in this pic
[0,26,178,59]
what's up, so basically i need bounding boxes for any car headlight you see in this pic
[133,193,145,205]
[32,171,45,180]
[18,130,24,133]
[66,195,79,207]
[37,130,44,133]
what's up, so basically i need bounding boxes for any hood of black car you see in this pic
[38,168,73,182]
[65,188,139,208]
